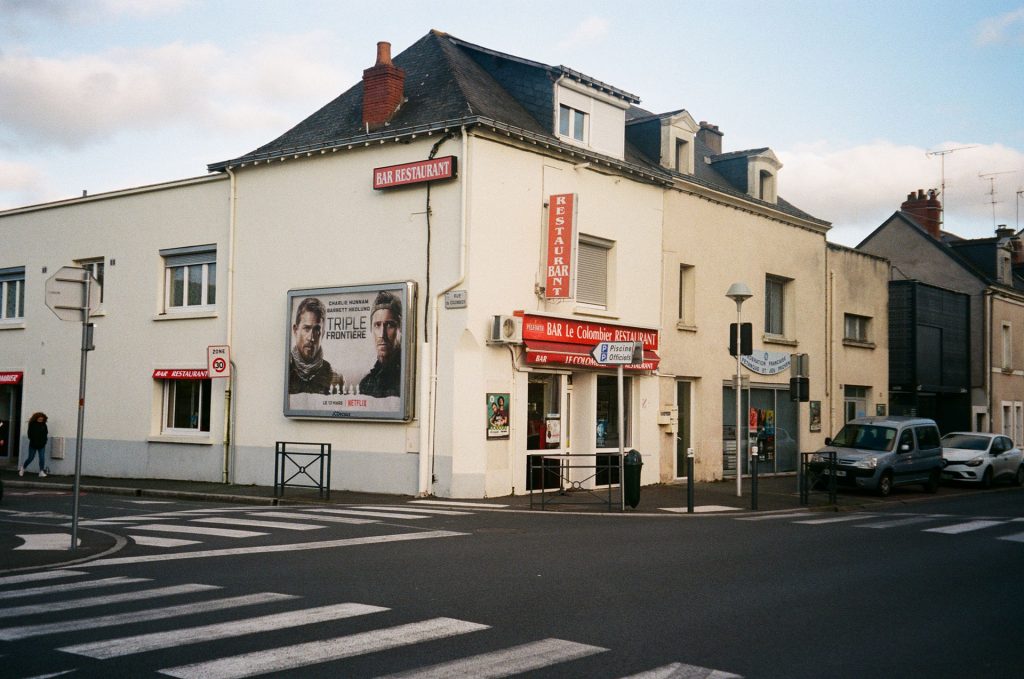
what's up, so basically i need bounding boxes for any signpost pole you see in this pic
[70,273,91,551]
[618,362,625,511]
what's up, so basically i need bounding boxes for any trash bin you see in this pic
[623,449,643,508]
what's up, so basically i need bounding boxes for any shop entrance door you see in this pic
[525,373,568,490]
[0,383,22,463]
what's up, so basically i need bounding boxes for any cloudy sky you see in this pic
[1,0,1022,246]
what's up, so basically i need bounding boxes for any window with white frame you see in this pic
[844,313,870,342]
[162,378,212,433]
[765,275,789,336]
[161,245,216,312]
[558,104,588,142]
[576,235,612,308]
[0,267,25,321]
[75,257,105,304]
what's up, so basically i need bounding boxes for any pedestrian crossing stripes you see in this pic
[190,517,325,531]
[741,511,1024,542]
[0,583,220,619]
[0,572,742,678]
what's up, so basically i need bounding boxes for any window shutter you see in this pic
[161,245,216,267]
[576,241,607,306]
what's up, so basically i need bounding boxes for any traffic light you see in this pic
[729,322,752,356]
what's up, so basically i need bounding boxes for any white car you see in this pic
[941,432,1024,488]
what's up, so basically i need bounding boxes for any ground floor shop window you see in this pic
[723,385,797,476]
[162,379,211,434]
[844,385,867,422]
[595,374,631,485]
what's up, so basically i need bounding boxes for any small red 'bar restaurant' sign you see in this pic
[152,369,210,380]
[373,156,457,189]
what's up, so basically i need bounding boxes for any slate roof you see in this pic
[207,30,826,226]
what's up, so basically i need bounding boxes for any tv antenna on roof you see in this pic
[979,170,1016,230]
[927,145,977,229]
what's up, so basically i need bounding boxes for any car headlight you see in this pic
[854,456,878,469]
[808,453,825,463]
[965,456,985,467]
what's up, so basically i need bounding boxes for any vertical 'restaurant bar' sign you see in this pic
[545,193,576,299]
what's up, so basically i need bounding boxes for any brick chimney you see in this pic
[697,121,723,155]
[362,42,405,130]
[901,188,942,239]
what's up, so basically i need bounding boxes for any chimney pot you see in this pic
[375,42,393,66]
[901,188,942,240]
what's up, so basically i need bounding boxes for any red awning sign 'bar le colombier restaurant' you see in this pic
[521,314,659,371]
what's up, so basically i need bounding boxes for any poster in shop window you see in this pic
[284,282,416,421]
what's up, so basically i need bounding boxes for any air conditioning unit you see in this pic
[488,315,523,344]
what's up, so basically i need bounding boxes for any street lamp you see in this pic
[726,282,753,498]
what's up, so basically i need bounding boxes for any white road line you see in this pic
[350,506,472,516]
[661,506,741,513]
[998,532,1024,542]
[159,617,490,679]
[298,509,431,520]
[126,500,171,504]
[735,513,814,521]
[0,592,297,641]
[14,533,81,550]
[61,602,388,659]
[0,570,88,587]
[130,535,201,548]
[251,511,379,524]
[409,499,509,508]
[0,576,149,600]
[376,637,607,678]
[0,584,220,619]
[191,517,324,531]
[794,514,879,525]
[856,516,941,529]
[924,520,1007,534]
[618,662,744,678]
[83,530,469,567]
[277,508,378,524]
[130,523,267,538]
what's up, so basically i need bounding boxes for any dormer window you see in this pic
[559,105,587,142]
[675,139,690,173]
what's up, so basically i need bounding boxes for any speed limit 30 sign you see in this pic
[207,345,231,378]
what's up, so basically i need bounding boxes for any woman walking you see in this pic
[20,412,48,478]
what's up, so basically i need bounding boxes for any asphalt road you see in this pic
[2,487,1022,677]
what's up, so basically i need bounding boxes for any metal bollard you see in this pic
[750,447,759,511]
[686,448,695,513]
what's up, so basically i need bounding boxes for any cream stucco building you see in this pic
[0,31,889,498]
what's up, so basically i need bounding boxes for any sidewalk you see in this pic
[1,469,940,573]
[1,467,921,514]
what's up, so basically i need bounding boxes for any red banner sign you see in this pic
[522,314,658,350]
[0,371,23,384]
[373,156,456,189]
[545,193,575,299]
[152,369,210,380]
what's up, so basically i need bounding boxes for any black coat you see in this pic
[28,420,48,449]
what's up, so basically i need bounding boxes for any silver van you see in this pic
[810,416,944,497]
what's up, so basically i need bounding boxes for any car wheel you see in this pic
[877,472,893,498]
[923,469,940,493]
[980,467,993,489]
[1014,466,1024,487]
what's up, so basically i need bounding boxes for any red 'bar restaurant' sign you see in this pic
[0,371,23,384]
[545,194,575,299]
[152,369,210,380]
[373,156,457,189]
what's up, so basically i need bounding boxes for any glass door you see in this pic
[0,384,21,462]
[526,373,565,490]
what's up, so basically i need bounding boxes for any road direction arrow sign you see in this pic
[590,341,642,365]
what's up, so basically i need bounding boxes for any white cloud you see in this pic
[975,7,1024,46]
[556,17,610,51]
[0,32,348,152]
[0,159,46,208]
[780,141,1024,246]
